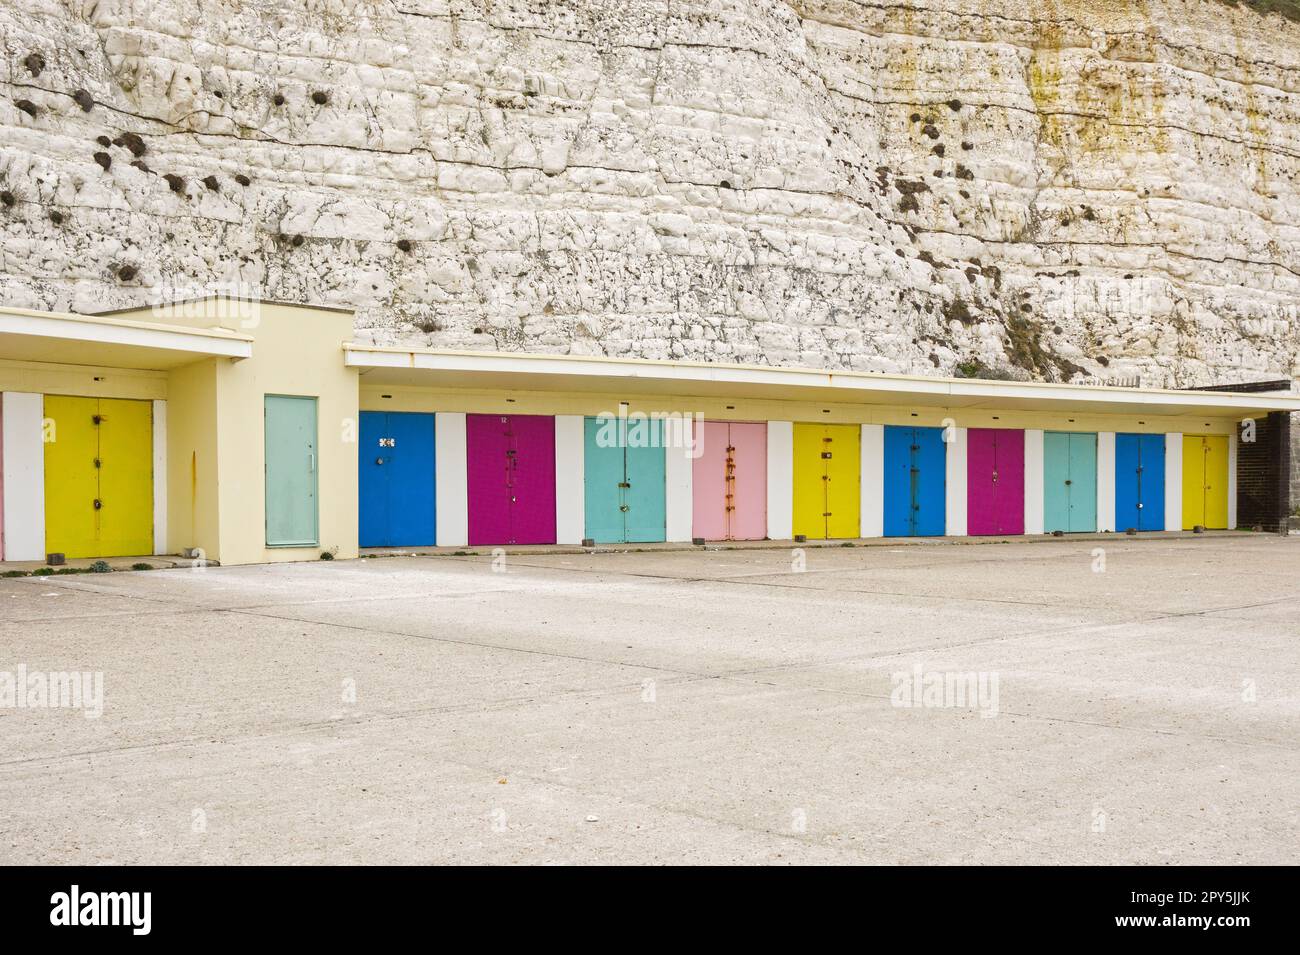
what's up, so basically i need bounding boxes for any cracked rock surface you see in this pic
[1,0,1298,386]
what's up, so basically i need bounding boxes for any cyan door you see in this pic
[883,426,946,537]
[584,416,666,543]
[1115,433,1165,532]
[1043,431,1097,533]
[359,411,436,547]
[265,395,318,546]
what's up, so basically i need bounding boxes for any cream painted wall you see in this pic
[210,304,358,565]
[0,359,166,401]
[165,358,221,561]
[359,383,1240,438]
[152,400,167,555]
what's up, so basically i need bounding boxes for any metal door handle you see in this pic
[376,458,384,465]
[309,453,315,472]
[93,499,102,510]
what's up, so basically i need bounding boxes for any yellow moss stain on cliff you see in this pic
[1228,15,1272,191]
[1027,17,1065,159]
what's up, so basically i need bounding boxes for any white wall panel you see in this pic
[766,421,793,540]
[1096,431,1115,533]
[945,426,968,537]
[1023,429,1044,535]
[554,415,585,545]
[435,412,468,547]
[1165,433,1183,532]
[664,421,693,543]
[1,393,45,560]
[860,424,884,538]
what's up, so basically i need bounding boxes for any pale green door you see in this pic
[265,395,318,546]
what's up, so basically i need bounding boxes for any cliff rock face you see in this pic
[1,0,1298,387]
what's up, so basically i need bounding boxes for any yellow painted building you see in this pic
[1,299,356,565]
[1,297,1296,564]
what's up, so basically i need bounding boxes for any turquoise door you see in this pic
[1043,431,1097,533]
[265,395,319,546]
[625,423,666,542]
[584,416,666,543]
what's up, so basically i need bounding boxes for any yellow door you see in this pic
[98,399,155,555]
[1181,435,1229,530]
[1203,435,1229,529]
[792,423,860,539]
[44,396,153,557]
[44,396,100,558]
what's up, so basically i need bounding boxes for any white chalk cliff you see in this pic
[2,0,1299,386]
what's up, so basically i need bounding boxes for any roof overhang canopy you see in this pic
[0,307,252,369]
[345,345,1300,418]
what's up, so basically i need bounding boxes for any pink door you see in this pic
[467,414,556,545]
[692,421,729,541]
[692,421,766,540]
[967,428,1025,536]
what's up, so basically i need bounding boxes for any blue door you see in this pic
[1115,433,1165,532]
[883,426,946,537]
[359,411,436,547]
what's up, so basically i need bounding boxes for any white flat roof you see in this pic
[346,344,1300,417]
[0,305,252,369]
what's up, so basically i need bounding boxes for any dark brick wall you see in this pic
[1236,411,1292,534]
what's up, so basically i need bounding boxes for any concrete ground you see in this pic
[0,535,1296,865]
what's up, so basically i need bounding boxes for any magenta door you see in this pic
[692,420,766,540]
[967,428,1024,536]
[467,414,556,545]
